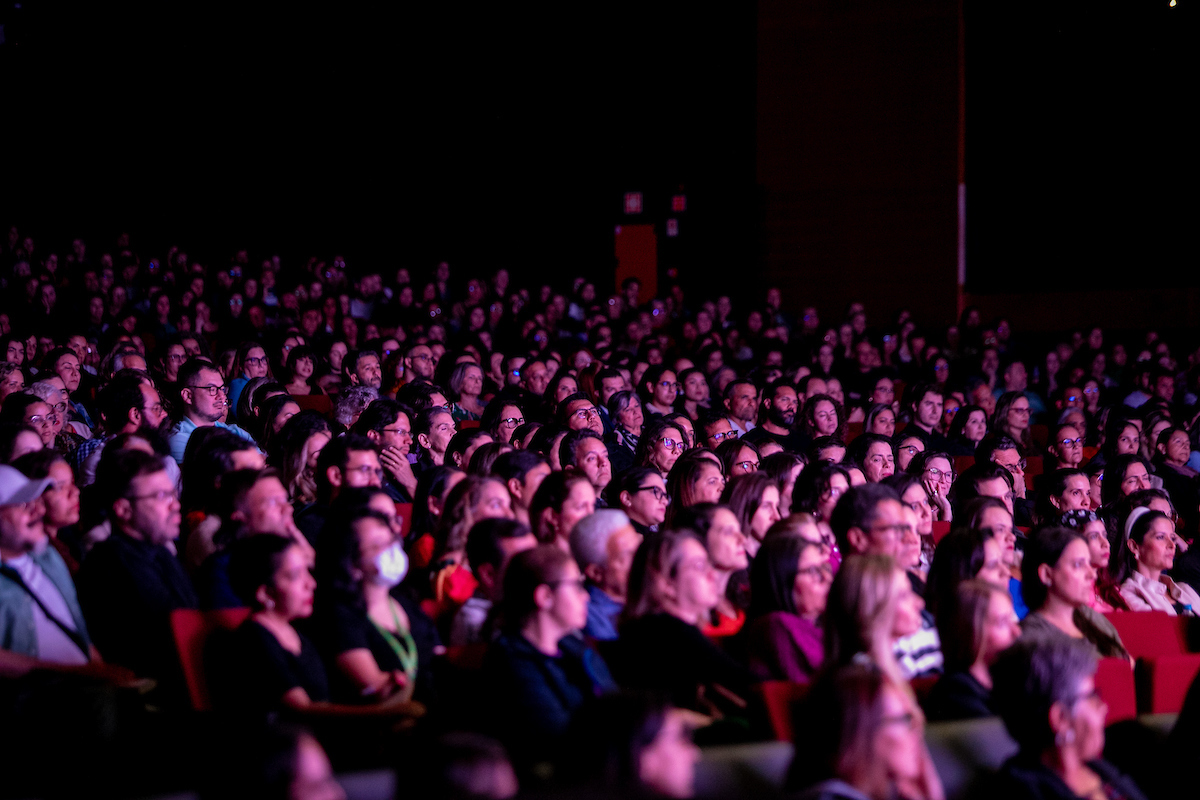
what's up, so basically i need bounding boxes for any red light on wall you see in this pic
[666,219,679,237]
[624,193,643,215]
[671,194,687,212]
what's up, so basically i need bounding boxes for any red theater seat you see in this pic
[1141,654,1200,714]
[171,607,251,712]
[931,520,952,544]
[1104,611,1187,659]
[758,681,810,741]
[953,455,975,475]
[1023,456,1043,492]
[294,394,333,418]
[1094,657,1137,724]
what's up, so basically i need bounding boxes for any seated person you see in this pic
[483,545,617,768]
[77,450,198,703]
[610,529,752,716]
[745,531,831,683]
[1059,508,1128,612]
[990,637,1148,800]
[787,663,943,800]
[311,507,437,704]
[924,526,1012,619]
[449,518,538,647]
[207,534,329,716]
[1019,525,1129,660]
[925,580,1019,721]
[569,509,642,641]
[1118,508,1200,615]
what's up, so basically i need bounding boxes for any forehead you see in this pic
[566,400,593,414]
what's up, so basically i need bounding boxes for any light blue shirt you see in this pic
[583,583,623,641]
[168,416,257,464]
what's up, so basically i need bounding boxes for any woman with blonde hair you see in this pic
[823,554,927,686]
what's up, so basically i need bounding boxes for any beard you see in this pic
[768,408,795,429]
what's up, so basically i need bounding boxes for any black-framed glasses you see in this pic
[924,467,955,483]
[709,430,738,442]
[500,417,525,428]
[635,485,670,502]
[897,445,920,456]
[244,356,268,366]
[734,460,759,473]
[1059,437,1084,447]
[189,384,229,397]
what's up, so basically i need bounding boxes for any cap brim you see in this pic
[3,477,53,506]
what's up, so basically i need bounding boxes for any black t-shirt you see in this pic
[207,619,329,715]
[742,425,808,456]
[307,592,439,705]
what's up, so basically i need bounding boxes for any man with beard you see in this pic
[167,359,256,464]
[73,372,172,487]
[743,381,806,454]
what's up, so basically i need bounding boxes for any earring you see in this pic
[1055,727,1075,746]
[264,598,275,611]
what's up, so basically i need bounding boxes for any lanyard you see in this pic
[372,598,418,679]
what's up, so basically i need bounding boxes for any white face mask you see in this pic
[372,542,408,588]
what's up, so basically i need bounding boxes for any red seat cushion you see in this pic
[1142,654,1200,714]
[1104,611,1187,659]
[757,680,810,742]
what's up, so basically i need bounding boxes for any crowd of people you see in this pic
[3,226,1200,799]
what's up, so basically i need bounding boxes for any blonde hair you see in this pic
[824,554,907,685]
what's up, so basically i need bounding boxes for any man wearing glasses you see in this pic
[77,450,198,705]
[700,412,740,449]
[167,359,256,464]
[559,393,605,437]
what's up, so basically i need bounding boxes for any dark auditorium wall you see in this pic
[756,0,962,330]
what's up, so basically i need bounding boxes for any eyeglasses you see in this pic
[880,712,920,732]
[165,353,187,362]
[996,457,1027,472]
[381,427,412,437]
[657,437,685,452]
[573,408,600,421]
[924,467,955,483]
[1059,437,1084,447]
[659,380,681,390]
[500,417,525,428]
[1011,407,1032,415]
[347,465,385,479]
[709,429,739,442]
[141,403,164,416]
[46,402,68,415]
[189,384,229,397]
[634,485,670,502]
[128,489,178,503]
[734,460,759,473]
[244,356,268,366]
[897,445,920,456]
[797,563,833,581]
[26,415,52,427]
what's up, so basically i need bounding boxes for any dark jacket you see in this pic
[991,752,1147,800]
[923,670,993,722]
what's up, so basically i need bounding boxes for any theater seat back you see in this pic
[1094,657,1137,724]
[1104,611,1187,659]
[171,607,251,712]
[757,680,810,742]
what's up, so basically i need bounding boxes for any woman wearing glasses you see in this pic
[481,397,525,446]
[0,392,57,449]
[905,450,954,524]
[608,467,669,535]
[1046,422,1086,472]
[722,472,782,559]
[993,391,1036,457]
[991,637,1147,800]
[483,545,616,769]
[635,418,689,478]
[746,532,831,684]
[228,342,273,422]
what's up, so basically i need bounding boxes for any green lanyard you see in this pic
[373,599,419,681]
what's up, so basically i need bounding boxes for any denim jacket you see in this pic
[0,544,91,658]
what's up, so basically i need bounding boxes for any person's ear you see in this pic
[366,430,381,446]
[619,490,634,511]
[846,526,869,554]
[1127,538,1140,560]
[418,433,432,451]
[583,562,605,586]
[1038,562,1055,588]
[1048,701,1072,743]
[1158,441,1168,456]
[476,562,497,593]
[127,407,141,427]
[507,477,524,503]
[327,465,343,488]
[112,497,134,524]
[255,585,274,610]
[1049,494,1063,510]
[533,583,555,611]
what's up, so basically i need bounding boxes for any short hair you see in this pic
[397,381,447,413]
[97,376,148,433]
[991,635,1097,752]
[847,433,892,472]
[569,508,633,569]
[829,483,901,553]
[349,399,407,438]
[974,434,1021,465]
[314,433,376,503]
[0,392,44,424]
[556,391,595,427]
[559,429,604,470]
[227,534,295,609]
[344,349,381,380]
[177,358,219,394]
[0,424,40,464]
[100,449,167,509]
[490,450,546,486]
[602,466,657,511]
[1020,525,1086,612]
[333,385,379,428]
[466,517,534,575]
[949,461,1013,516]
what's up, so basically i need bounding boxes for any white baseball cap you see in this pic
[0,465,53,507]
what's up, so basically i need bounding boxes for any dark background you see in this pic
[1,1,1193,320]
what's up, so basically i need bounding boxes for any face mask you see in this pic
[372,542,408,587]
